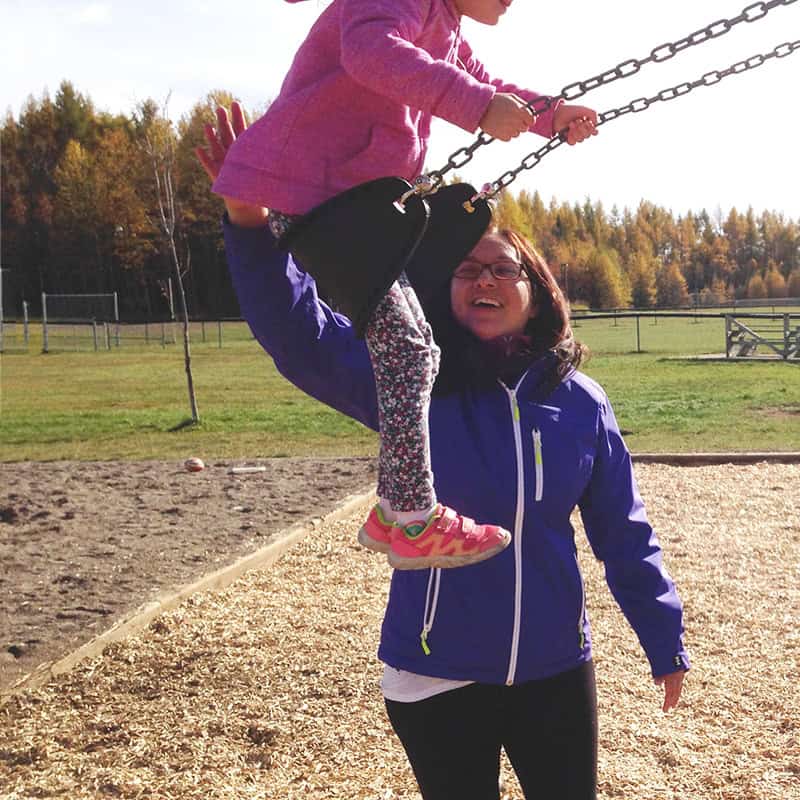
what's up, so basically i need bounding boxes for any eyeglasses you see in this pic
[452,259,528,281]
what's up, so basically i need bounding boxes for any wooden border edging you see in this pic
[2,488,376,701]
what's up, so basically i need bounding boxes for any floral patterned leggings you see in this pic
[365,272,440,512]
[270,211,440,512]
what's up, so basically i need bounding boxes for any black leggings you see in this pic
[385,661,597,800]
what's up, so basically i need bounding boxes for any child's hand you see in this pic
[479,93,536,141]
[552,104,598,145]
[195,102,268,228]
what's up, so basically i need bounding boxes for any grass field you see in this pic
[1,317,798,461]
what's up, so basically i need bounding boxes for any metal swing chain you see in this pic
[415,0,798,194]
[474,37,800,203]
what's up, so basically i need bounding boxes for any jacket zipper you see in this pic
[532,428,543,502]
[576,553,587,651]
[419,568,441,655]
[503,386,526,686]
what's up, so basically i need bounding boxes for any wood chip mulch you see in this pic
[2,464,798,799]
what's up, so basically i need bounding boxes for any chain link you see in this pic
[426,0,797,187]
[478,38,799,201]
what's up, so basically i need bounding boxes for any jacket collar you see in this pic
[501,350,564,399]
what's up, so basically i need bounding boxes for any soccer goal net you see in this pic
[42,292,118,322]
[41,292,119,353]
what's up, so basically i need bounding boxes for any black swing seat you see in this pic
[278,177,493,336]
[403,182,493,306]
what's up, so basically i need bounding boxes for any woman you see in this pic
[197,104,689,800]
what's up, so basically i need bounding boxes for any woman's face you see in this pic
[450,233,537,341]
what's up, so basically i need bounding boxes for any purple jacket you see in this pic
[213,0,561,213]
[223,221,691,684]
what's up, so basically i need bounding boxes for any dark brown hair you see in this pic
[427,228,586,397]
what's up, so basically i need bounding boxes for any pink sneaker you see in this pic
[357,504,394,554]
[387,504,511,570]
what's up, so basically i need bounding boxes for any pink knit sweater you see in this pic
[213,0,560,215]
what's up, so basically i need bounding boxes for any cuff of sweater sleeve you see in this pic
[437,80,497,133]
[652,650,691,678]
[531,96,564,139]
[222,214,276,264]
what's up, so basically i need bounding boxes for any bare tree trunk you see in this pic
[145,104,200,424]
[170,241,199,422]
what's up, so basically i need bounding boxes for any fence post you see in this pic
[218,320,223,349]
[725,315,731,358]
[145,321,149,345]
[42,292,49,353]
[92,321,98,352]
[104,322,111,350]
[784,314,790,360]
[23,301,30,347]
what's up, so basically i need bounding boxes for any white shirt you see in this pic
[381,665,474,702]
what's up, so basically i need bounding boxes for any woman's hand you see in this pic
[654,669,686,713]
[552,103,599,145]
[195,102,268,228]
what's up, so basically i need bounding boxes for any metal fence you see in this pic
[4,313,799,359]
[0,319,30,353]
[570,311,800,359]
[11,319,255,354]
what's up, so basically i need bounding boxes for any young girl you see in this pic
[211,0,598,571]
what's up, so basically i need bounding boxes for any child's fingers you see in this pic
[564,118,598,145]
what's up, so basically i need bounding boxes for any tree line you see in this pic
[2,81,799,320]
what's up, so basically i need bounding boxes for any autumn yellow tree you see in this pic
[656,262,690,308]
[746,273,767,299]
[627,252,658,308]
[786,270,800,297]
[584,248,631,309]
[764,264,787,298]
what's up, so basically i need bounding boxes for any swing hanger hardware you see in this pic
[429,0,798,184]
[463,184,498,214]
[480,36,800,201]
[393,173,441,212]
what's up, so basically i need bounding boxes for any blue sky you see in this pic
[2,0,799,218]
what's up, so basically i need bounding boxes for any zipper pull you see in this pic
[420,630,432,656]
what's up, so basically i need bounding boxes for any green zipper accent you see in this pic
[420,631,431,656]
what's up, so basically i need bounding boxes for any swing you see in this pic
[279,0,798,334]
